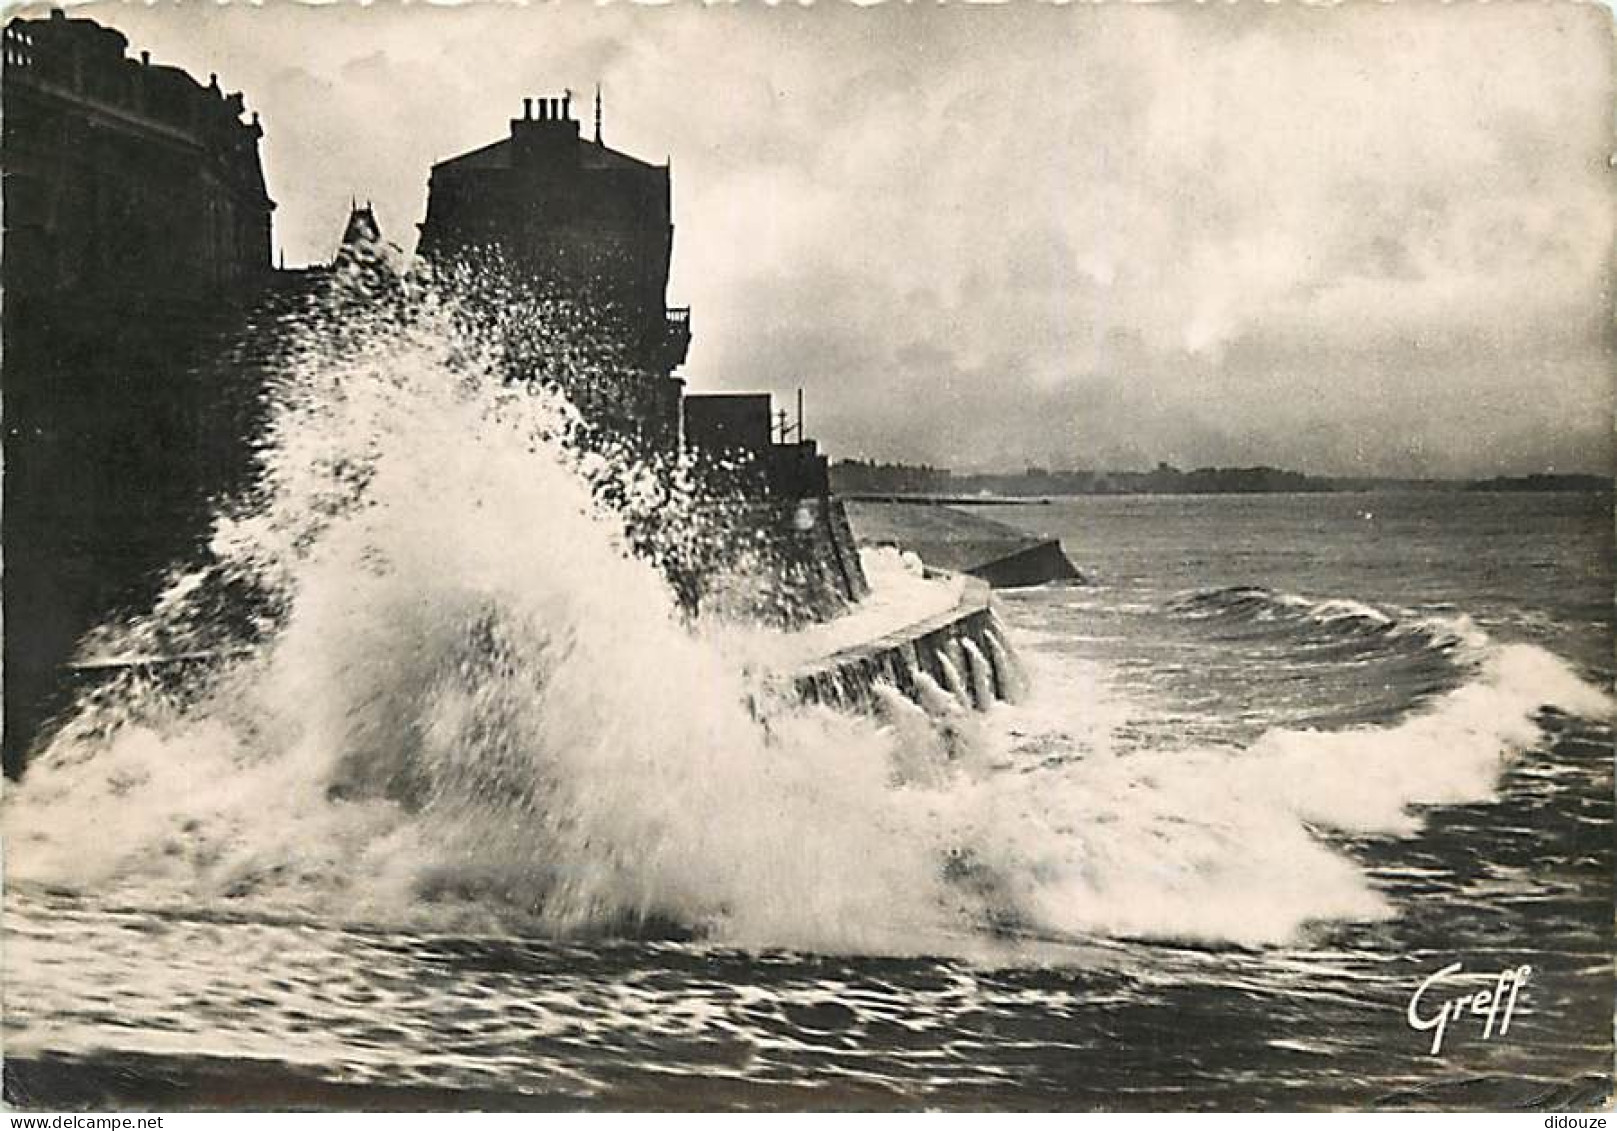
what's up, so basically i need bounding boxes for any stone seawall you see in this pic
[792,576,1021,713]
[713,496,870,626]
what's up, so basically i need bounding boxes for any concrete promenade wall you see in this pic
[843,499,1081,588]
[792,576,1019,713]
[714,496,870,626]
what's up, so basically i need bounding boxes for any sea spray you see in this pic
[985,616,1028,703]
[1252,641,1613,836]
[914,668,967,722]
[873,682,953,788]
[5,265,975,952]
[961,639,997,710]
[959,617,1615,945]
[937,650,973,711]
[7,263,1614,955]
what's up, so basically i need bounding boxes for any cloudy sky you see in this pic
[57,0,1617,475]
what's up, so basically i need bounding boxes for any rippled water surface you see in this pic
[7,490,1612,1110]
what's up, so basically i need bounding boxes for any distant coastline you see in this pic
[831,461,1612,500]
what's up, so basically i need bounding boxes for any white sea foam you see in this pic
[713,545,961,673]
[1311,598,1393,626]
[7,271,1611,957]
[6,284,983,955]
[961,639,997,709]
[952,634,1613,946]
[938,650,973,710]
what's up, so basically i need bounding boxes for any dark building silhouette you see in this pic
[683,393,830,499]
[3,10,276,774]
[2,29,864,769]
[683,394,774,459]
[417,92,688,444]
[3,10,272,299]
[340,200,382,250]
[324,199,407,283]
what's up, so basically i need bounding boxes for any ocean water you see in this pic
[8,489,1610,1112]
[4,283,1612,1110]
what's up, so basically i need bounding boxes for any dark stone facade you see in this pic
[683,393,831,499]
[417,94,688,446]
[1,23,868,771]
[683,393,775,457]
[3,11,277,774]
[3,11,272,300]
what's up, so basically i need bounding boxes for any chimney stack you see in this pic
[523,97,532,120]
[538,98,549,121]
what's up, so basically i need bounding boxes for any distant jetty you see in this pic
[844,500,1081,588]
[1465,474,1613,493]
[832,460,1613,499]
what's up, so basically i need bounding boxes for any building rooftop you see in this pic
[432,90,661,175]
[438,134,658,174]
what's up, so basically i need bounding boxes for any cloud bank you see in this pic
[75,0,1616,476]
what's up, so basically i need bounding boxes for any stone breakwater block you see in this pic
[843,500,1082,588]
